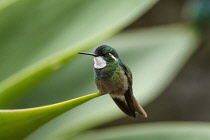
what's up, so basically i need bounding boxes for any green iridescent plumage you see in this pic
[78,45,147,118]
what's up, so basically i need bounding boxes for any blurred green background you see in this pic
[104,0,210,126]
[0,0,209,140]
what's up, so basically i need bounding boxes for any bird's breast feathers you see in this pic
[95,66,128,94]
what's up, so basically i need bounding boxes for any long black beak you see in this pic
[78,52,98,57]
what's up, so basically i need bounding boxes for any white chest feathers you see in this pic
[94,56,106,69]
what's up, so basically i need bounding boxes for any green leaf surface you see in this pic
[0,0,158,108]
[0,92,101,140]
[24,24,200,140]
[72,122,210,140]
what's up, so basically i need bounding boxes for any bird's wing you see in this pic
[111,97,135,117]
[119,63,136,117]
[120,62,147,118]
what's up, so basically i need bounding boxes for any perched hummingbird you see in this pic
[78,45,147,118]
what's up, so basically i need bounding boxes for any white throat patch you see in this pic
[94,56,106,69]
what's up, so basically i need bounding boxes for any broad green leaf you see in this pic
[0,0,158,108]
[72,122,210,140]
[24,24,200,140]
[0,92,101,140]
[0,0,19,9]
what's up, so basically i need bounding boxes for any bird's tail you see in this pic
[133,96,147,118]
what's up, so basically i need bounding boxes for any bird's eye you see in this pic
[104,53,109,57]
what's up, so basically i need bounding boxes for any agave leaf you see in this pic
[0,92,101,140]
[0,0,158,108]
[72,122,210,140]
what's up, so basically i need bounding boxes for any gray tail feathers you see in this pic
[133,96,147,118]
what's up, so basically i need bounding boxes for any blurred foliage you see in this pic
[73,122,210,140]
[0,0,158,108]
[184,0,210,28]
[0,0,207,140]
[24,24,199,140]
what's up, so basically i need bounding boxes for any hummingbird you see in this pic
[78,45,147,118]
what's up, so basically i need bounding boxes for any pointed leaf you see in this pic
[0,92,100,140]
